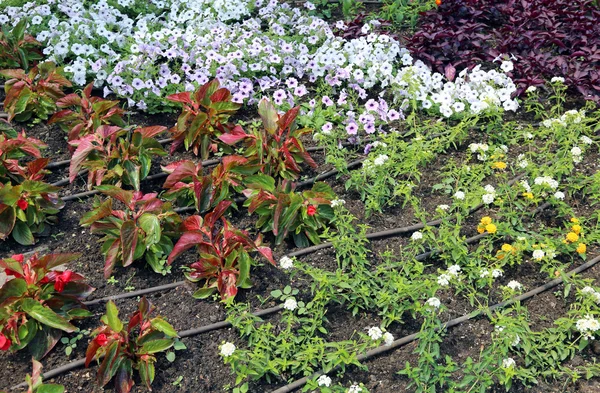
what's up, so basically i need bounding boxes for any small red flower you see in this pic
[11,254,24,263]
[435,0,442,5]
[0,333,11,351]
[54,271,74,293]
[95,333,108,347]
[306,205,317,216]
[16,199,28,211]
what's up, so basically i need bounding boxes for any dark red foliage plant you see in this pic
[167,200,275,300]
[406,0,600,100]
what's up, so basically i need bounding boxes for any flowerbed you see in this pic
[1,1,600,393]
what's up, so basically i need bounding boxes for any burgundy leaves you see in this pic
[406,0,600,100]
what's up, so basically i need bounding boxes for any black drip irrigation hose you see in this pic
[271,253,600,393]
[7,229,491,391]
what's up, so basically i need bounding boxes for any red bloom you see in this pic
[95,333,108,347]
[0,333,11,351]
[306,205,317,216]
[54,271,74,293]
[11,254,24,263]
[16,199,28,211]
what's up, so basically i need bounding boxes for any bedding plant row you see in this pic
[1,1,600,393]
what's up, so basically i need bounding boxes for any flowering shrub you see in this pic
[168,200,275,299]
[242,174,335,247]
[80,186,182,277]
[0,19,43,70]
[0,253,93,359]
[406,0,600,100]
[69,125,167,190]
[1,61,71,122]
[167,79,244,157]
[0,125,47,184]
[48,82,126,143]
[162,156,260,213]
[85,298,179,393]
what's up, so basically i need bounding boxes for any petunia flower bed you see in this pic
[1,0,600,392]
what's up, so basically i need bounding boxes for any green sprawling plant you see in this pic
[80,186,182,277]
[1,61,71,122]
[0,253,93,359]
[85,298,179,393]
[168,200,275,299]
[243,174,336,247]
[68,125,167,190]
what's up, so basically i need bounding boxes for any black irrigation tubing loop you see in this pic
[271,252,600,393]
[82,281,185,306]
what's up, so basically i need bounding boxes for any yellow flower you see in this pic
[522,192,534,200]
[485,223,497,234]
[492,161,507,170]
[571,217,579,223]
[501,244,514,252]
[566,232,579,243]
[571,224,582,235]
[577,243,587,254]
[480,216,492,225]
[477,226,485,234]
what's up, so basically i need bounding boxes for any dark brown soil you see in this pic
[2,99,600,393]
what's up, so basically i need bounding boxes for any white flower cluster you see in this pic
[426,297,441,309]
[482,184,496,205]
[366,327,394,346]
[502,357,516,368]
[469,143,489,161]
[575,315,600,340]
[283,297,298,311]
[534,176,559,190]
[279,256,294,270]
[541,109,586,128]
[437,265,461,286]
[317,375,332,387]
[480,268,503,279]
[331,199,346,207]
[506,280,523,291]
[581,287,600,304]
[220,342,236,357]
[411,231,423,241]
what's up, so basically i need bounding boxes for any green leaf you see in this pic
[123,160,141,191]
[0,278,27,304]
[21,299,76,332]
[37,385,66,393]
[105,301,123,333]
[150,317,178,338]
[192,287,216,299]
[139,213,161,246]
[12,220,34,245]
[139,338,174,354]
[166,351,176,362]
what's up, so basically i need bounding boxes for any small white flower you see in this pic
[437,204,450,211]
[367,326,383,340]
[500,61,513,73]
[347,384,362,393]
[484,184,495,193]
[571,146,582,156]
[383,332,394,346]
[220,342,236,357]
[426,297,441,309]
[317,375,332,387]
[482,193,495,205]
[437,274,451,286]
[480,269,490,278]
[526,86,537,93]
[280,256,294,270]
[525,132,534,139]
[533,249,545,260]
[512,334,520,347]
[454,191,465,200]
[576,315,600,340]
[283,298,298,311]
[411,231,423,241]
[331,199,346,207]
[502,357,516,368]
[448,265,461,276]
[492,269,503,278]
[506,280,522,291]
[554,191,565,200]
[551,76,565,83]
[373,154,389,166]
[581,136,593,145]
